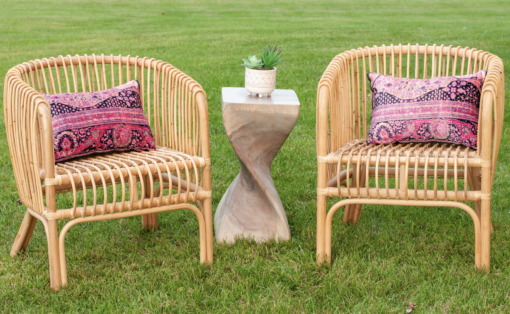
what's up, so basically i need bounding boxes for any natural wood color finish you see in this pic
[215,88,299,243]
[4,54,213,291]
[10,211,37,256]
[316,44,504,270]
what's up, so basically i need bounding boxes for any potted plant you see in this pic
[242,45,282,97]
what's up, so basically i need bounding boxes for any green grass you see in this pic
[1,0,510,312]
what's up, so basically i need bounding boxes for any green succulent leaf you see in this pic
[261,44,283,69]
[241,55,263,69]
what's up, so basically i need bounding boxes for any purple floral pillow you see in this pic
[44,80,156,162]
[366,70,486,149]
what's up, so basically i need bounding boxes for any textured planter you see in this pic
[245,67,276,97]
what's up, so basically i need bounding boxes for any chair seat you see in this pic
[320,140,482,202]
[40,147,210,219]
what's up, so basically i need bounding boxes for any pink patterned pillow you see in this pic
[366,70,487,149]
[44,80,156,162]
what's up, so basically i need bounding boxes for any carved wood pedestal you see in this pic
[215,88,300,243]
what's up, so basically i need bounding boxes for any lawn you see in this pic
[1,0,509,312]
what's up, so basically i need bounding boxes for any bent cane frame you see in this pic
[58,204,206,286]
[324,199,481,267]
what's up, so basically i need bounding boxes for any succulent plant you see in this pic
[241,55,263,69]
[241,45,283,70]
[261,44,282,69]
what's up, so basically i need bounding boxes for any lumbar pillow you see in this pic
[366,70,487,149]
[44,80,156,162]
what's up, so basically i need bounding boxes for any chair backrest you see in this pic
[7,54,204,157]
[319,44,504,157]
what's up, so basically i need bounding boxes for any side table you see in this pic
[215,87,300,243]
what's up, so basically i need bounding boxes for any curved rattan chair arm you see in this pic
[316,85,330,157]
[4,68,52,214]
[478,55,505,183]
[316,54,350,156]
[193,86,210,161]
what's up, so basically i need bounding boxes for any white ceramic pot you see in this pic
[245,67,276,97]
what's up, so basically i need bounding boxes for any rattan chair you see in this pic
[4,54,213,291]
[316,44,504,270]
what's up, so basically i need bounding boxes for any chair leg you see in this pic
[350,165,367,225]
[342,204,352,225]
[204,197,213,264]
[10,210,37,257]
[465,166,486,268]
[351,204,362,225]
[317,194,328,265]
[22,215,37,250]
[480,160,492,270]
[473,200,491,234]
[481,198,491,270]
[479,166,492,270]
[342,167,355,225]
[142,214,158,230]
[316,147,328,265]
[196,200,204,213]
[325,202,348,264]
[469,167,493,233]
[47,219,62,291]
[140,175,158,230]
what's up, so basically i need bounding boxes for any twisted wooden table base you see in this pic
[215,88,300,243]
